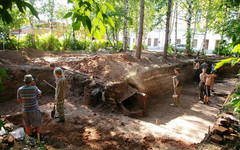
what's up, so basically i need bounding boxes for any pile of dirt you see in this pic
[57,51,185,82]
[19,48,47,58]
[0,50,28,66]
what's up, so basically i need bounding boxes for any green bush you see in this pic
[167,44,174,54]
[62,38,72,50]
[132,43,147,50]
[23,33,36,48]
[89,41,99,53]
[0,36,24,50]
[37,34,61,51]
[114,41,123,50]
[98,40,112,49]
[213,40,232,56]
[74,40,91,50]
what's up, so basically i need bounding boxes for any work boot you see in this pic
[203,102,206,104]
[56,119,65,123]
[170,103,177,107]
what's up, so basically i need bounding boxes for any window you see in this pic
[178,11,184,21]
[215,40,220,48]
[154,38,158,46]
[148,38,151,46]
[196,10,202,22]
[193,39,197,48]
[204,39,209,50]
[133,38,135,43]
[176,39,181,44]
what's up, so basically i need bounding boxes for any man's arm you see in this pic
[17,99,22,103]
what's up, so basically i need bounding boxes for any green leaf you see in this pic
[231,44,240,54]
[2,11,12,24]
[0,69,10,79]
[104,2,115,12]
[23,1,39,20]
[99,20,106,34]
[107,17,115,28]
[215,58,236,70]
[228,98,240,108]
[92,18,99,27]
[15,0,24,13]
[72,21,81,31]
[82,16,92,33]
[85,16,92,33]
[100,4,106,14]
[63,12,72,18]
[94,29,101,41]
[97,11,103,21]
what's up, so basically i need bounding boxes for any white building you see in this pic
[124,8,228,54]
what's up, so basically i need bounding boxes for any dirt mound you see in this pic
[20,48,46,58]
[59,53,139,81]
[57,52,183,82]
[0,50,28,66]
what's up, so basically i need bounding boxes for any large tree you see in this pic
[163,0,172,58]
[135,0,144,59]
[123,0,129,51]
[185,0,193,54]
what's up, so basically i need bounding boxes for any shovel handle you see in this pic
[43,80,56,89]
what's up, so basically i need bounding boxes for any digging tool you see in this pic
[43,80,56,118]
[43,80,55,89]
[172,77,178,98]
[51,103,56,118]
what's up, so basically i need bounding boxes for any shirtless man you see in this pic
[199,68,207,101]
[204,71,218,105]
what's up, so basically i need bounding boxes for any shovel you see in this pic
[51,103,56,118]
[43,80,56,118]
[172,77,178,98]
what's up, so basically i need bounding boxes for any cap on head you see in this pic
[50,62,56,68]
[55,68,63,75]
[24,74,34,83]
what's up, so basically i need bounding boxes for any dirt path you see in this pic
[140,78,236,145]
[1,78,236,149]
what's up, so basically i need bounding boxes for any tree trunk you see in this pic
[174,0,178,54]
[135,0,144,59]
[220,5,227,55]
[49,0,54,34]
[191,9,198,50]
[163,0,172,58]
[135,10,138,46]
[201,0,211,55]
[123,0,129,51]
[186,0,193,54]
[168,2,174,45]
[29,0,35,48]
[72,30,76,50]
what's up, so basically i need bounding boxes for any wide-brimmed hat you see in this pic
[24,74,34,83]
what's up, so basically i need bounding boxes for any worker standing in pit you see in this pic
[55,68,67,123]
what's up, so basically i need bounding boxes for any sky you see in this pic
[35,0,72,21]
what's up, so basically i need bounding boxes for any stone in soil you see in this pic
[214,126,228,135]
[210,134,223,144]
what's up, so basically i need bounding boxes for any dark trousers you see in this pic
[194,69,200,83]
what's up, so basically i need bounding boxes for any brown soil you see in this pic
[0,49,237,149]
